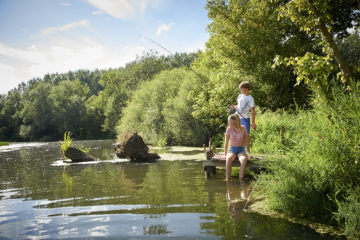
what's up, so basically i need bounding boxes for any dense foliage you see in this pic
[116,68,208,146]
[0,52,198,141]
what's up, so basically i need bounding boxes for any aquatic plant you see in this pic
[60,131,72,159]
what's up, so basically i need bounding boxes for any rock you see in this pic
[64,147,97,162]
[115,133,160,161]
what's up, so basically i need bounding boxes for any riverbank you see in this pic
[0,142,9,146]
[248,193,345,239]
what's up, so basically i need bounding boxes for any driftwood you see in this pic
[115,133,160,161]
[64,147,97,162]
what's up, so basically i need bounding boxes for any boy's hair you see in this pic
[239,81,250,90]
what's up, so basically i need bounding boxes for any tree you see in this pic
[191,0,317,132]
[49,80,90,139]
[277,0,360,87]
[95,51,198,134]
[116,68,208,146]
[0,91,23,141]
[20,82,54,140]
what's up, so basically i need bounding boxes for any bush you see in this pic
[335,187,360,239]
[255,86,360,238]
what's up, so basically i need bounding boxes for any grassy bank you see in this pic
[249,88,360,239]
[0,142,9,146]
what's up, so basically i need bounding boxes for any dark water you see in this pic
[0,140,333,239]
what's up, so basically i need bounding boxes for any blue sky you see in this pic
[0,0,210,94]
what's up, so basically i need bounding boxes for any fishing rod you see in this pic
[141,35,251,125]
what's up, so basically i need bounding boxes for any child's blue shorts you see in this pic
[228,146,245,155]
[241,118,251,134]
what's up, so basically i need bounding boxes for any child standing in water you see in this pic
[224,114,250,180]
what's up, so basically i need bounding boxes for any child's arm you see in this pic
[224,134,230,157]
[251,107,256,130]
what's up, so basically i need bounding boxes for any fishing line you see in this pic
[141,34,250,125]
[243,171,262,210]
[143,35,260,209]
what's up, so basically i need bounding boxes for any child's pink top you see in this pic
[226,126,247,146]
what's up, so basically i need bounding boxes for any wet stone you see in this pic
[115,133,160,162]
[64,147,98,162]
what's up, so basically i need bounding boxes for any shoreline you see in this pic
[0,142,10,146]
[248,194,345,239]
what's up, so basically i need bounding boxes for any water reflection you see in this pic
[226,179,249,219]
[0,140,338,239]
[62,167,73,196]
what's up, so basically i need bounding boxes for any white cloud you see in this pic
[0,40,145,94]
[85,0,150,19]
[156,22,174,36]
[40,19,89,35]
[92,11,103,15]
[60,2,71,7]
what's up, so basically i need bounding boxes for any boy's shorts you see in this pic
[228,146,245,155]
[241,118,251,134]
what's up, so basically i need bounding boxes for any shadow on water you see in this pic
[0,140,341,239]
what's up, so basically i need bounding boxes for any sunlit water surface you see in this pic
[0,140,335,239]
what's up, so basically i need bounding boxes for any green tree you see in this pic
[117,68,208,146]
[276,0,359,87]
[95,51,198,134]
[49,80,90,139]
[20,82,54,140]
[191,0,316,131]
[0,90,23,141]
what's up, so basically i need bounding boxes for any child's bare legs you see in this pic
[226,153,236,181]
[238,153,248,179]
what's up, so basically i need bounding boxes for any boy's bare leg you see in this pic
[238,154,248,179]
[226,153,236,181]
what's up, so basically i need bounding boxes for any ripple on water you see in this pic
[0,142,48,153]
[51,158,131,166]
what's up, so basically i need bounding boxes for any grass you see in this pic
[251,87,360,239]
[60,131,72,159]
[0,142,10,146]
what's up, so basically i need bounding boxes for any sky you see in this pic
[0,0,210,94]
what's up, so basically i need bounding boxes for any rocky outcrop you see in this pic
[115,133,160,161]
[64,147,97,162]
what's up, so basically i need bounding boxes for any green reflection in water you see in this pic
[0,140,337,239]
[62,166,73,196]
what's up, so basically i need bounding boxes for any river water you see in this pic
[0,140,334,239]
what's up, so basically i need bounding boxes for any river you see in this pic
[0,140,334,239]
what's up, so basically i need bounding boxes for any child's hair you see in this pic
[228,114,241,131]
[239,81,250,90]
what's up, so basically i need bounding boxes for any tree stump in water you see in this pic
[115,132,160,161]
[64,147,97,162]
[203,138,215,160]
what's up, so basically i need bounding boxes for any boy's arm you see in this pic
[251,107,256,130]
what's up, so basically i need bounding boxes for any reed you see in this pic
[60,131,72,159]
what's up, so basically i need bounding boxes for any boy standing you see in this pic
[231,81,256,134]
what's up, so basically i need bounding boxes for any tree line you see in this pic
[0,52,198,142]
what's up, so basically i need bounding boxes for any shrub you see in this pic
[255,85,360,238]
